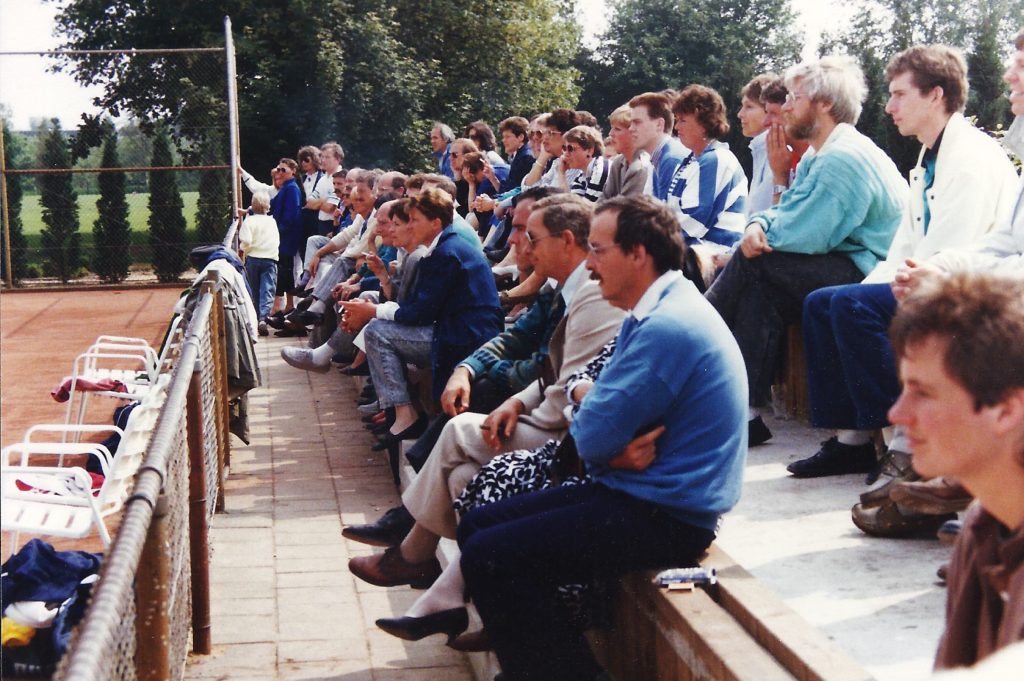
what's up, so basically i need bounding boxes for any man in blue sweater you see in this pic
[705,56,906,446]
[459,195,748,681]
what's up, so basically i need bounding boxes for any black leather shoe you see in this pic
[376,607,468,644]
[787,438,876,478]
[371,415,429,452]
[273,326,307,337]
[292,270,312,295]
[341,362,370,376]
[286,309,325,327]
[748,416,772,446]
[343,505,415,547]
[266,312,288,330]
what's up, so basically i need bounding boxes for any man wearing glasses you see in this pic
[705,56,907,447]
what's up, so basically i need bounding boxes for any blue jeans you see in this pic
[459,483,714,681]
[802,283,899,430]
[363,319,433,408]
[245,257,278,320]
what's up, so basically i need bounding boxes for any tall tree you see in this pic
[195,135,230,244]
[1,117,29,283]
[37,119,81,282]
[51,0,582,176]
[148,128,188,281]
[93,122,132,282]
[967,0,1012,131]
[575,0,802,173]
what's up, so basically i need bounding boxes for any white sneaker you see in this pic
[280,347,331,374]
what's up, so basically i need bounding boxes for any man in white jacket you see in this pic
[790,44,1019,499]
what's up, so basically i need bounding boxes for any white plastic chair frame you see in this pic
[62,317,181,433]
[3,379,167,553]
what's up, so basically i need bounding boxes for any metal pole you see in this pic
[224,16,241,223]
[1,122,14,288]
[186,365,212,654]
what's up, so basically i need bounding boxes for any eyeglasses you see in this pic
[273,166,288,173]
[529,130,544,138]
[562,144,577,153]
[523,231,557,248]
[450,151,462,158]
[785,92,807,104]
[588,243,614,257]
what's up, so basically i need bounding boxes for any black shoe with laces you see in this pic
[787,437,877,478]
[343,505,415,547]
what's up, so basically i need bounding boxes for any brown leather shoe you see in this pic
[859,448,919,508]
[851,501,955,539]
[348,546,441,589]
[447,628,492,652]
[889,477,972,515]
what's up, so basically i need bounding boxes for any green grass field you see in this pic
[19,191,200,235]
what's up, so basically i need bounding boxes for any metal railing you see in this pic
[53,263,238,681]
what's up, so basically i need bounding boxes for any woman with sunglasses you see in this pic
[561,125,610,202]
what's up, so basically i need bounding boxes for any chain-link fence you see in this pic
[52,264,236,681]
[1,25,241,288]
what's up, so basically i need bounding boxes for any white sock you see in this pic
[889,426,912,454]
[748,406,761,421]
[406,558,466,618]
[310,343,334,365]
[837,429,871,446]
[308,299,326,314]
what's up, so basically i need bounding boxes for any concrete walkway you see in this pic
[185,333,953,681]
[184,334,472,681]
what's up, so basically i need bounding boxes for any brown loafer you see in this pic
[348,546,441,589]
[889,477,972,515]
[851,501,955,539]
[447,628,492,652]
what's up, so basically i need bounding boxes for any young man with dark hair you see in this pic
[628,91,689,200]
[885,273,1024,670]
[739,73,776,215]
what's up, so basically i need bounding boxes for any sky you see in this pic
[0,0,846,130]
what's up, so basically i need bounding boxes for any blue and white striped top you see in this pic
[570,157,611,202]
[665,140,748,248]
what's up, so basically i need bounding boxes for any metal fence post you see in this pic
[186,363,212,654]
[135,493,172,681]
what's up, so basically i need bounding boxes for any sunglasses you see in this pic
[562,144,577,153]
[529,130,544,138]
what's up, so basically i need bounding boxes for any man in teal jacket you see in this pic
[706,55,907,446]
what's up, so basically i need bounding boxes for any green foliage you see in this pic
[1,120,29,281]
[195,135,230,244]
[93,123,132,282]
[820,0,1022,173]
[148,128,188,281]
[1,118,30,283]
[51,0,582,177]
[575,0,803,173]
[36,119,81,283]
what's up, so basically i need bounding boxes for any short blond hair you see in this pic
[251,192,270,214]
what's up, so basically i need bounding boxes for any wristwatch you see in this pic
[772,183,788,196]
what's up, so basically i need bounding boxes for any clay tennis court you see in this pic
[0,286,185,445]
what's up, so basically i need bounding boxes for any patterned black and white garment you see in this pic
[453,337,619,627]
[453,337,617,516]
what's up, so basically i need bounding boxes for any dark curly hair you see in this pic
[672,85,730,139]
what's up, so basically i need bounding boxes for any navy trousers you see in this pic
[705,250,863,407]
[459,483,714,681]
[802,283,899,430]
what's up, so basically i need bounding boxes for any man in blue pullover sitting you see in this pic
[705,55,907,446]
[459,195,748,681]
